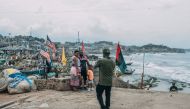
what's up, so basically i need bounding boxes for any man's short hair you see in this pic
[74,50,79,54]
[103,48,110,55]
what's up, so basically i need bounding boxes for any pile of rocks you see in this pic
[34,77,71,91]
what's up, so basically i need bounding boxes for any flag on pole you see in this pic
[116,43,127,73]
[46,35,56,53]
[61,47,67,65]
[40,50,51,62]
[81,41,88,59]
[81,41,86,55]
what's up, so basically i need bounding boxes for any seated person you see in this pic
[170,82,178,92]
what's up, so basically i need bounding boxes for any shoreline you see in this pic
[121,74,190,94]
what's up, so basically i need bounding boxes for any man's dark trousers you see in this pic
[96,84,112,109]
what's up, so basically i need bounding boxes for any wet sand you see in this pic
[0,88,190,109]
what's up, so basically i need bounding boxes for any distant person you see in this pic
[8,60,15,66]
[70,50,81,91]
[87,65,94,91]
[45,59,52,79]
[79,52,90,89]
[94,48,115,109]
[170,82,178,92]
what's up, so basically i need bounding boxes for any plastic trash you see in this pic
[0,77,8,92]
[7,73,32,94]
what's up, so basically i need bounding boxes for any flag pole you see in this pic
[141,51,145,89]
[78,31,80,50]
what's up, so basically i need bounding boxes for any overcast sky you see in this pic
[0,0,189,48]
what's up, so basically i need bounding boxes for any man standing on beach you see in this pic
[94,48,115,109]
[45,59,52,79]
[79,52,90,89]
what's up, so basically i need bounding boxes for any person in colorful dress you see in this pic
[70,50,81,91]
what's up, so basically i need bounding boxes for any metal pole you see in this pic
[30,27,32,36]
[8,33,11,46]
[78,31,80,50]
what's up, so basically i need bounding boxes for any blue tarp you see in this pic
[9,73,32,88]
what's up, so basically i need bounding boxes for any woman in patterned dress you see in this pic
[70,50,81,91]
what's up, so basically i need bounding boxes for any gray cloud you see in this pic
[0,0,189,48]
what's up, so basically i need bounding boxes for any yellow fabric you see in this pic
[6,68,18,75]
[62,47,67,65]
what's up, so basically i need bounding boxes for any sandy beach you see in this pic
[0,88,190,109]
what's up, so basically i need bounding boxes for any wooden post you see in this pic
[141,52,145,89]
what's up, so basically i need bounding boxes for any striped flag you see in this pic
[40,50,51,62]
[46,35,56,53]
[61,47,67,65]
[52,53,56,60]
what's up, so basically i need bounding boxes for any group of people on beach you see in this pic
[70,50,94,91]
[70,48,115,109]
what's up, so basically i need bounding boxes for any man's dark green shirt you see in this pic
[94,58,115,86]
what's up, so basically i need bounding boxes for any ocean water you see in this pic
[125,53,190,84]
[90,53,190,92]
[122,52,190,93]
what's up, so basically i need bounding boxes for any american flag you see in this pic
[40,50,51,62]
[46,35,56,53]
